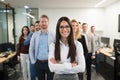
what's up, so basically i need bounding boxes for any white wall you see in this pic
[14,8,105,43]
[38,1,120,46]
[39,8,105,34]
[104,1,120,46]
[14,1,120,46]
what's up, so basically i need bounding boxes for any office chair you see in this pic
[114,41,120,80]
[3,53,18,79]
[4,43,18,79]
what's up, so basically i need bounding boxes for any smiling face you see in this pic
[59,21,71,39]
[91,26,95,33]
[35,23,40,31]
[39,17,49,29]
[82,24,88,33]
[71,21,79,34]
[30,25,35,32]
[23,27,29,36]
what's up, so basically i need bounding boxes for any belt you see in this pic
[37,59,48,62]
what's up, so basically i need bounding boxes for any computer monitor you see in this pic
[0,43,12,53]
[114,39,120,47]
[113,39,120,55]
[101,37,110,47]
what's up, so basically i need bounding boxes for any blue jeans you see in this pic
[86,53,92,80]
[30,63,36,80]
[96,53,100,73]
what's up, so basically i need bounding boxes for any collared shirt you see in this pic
[24,31,39,46]
[82,32,96,55]
[49,40,85,74]
[37,32,49,60]
[29,30,55,64]
[24,32,33,46]
[93,33,101,51]
[87,32,96,55]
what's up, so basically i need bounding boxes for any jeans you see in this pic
[96,53,100,73]
[86,53,92,80]
[30,63,36,80]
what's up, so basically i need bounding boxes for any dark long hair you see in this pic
[20,26,30,38]
[55,17,76,63]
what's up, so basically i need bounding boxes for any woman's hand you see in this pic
[50,58,58,64]
[91,55,96,59]
[71,62,78,67]
[17,56,21,63]
[96,49,100,54]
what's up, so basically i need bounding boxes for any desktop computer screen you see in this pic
[114,39,120,55]
[101,37,110,47]
[113,39,120,47]
[0,43,12,53]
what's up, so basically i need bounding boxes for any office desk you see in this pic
[0,52,16,80]
[0,52,16,63]
[99,48,115,80]
[99,48,113,57]
[99,47,115,61]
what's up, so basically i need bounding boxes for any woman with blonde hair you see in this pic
[71,19,88,80]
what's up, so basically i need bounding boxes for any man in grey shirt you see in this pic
[82,23,95,80]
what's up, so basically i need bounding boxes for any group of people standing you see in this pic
[18,14,101,80]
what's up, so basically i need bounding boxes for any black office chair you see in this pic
[4,43,19,80]
[3,53,18,80]
[114,42,120,80]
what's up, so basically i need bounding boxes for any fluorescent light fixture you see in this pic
[95,0,106,7]
[22,12,35,19]
[1,0,4,1]
[24,5,29,9]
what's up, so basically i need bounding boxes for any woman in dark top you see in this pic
[18,26,30,80]
[71,19,88,80]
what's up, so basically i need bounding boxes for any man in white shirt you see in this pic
[82,23,95,80]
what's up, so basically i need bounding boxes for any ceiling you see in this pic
[2,0,119,8]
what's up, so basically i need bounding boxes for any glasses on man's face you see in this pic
[59,25,70,29]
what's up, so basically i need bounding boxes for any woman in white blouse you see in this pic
[48,16,85,80]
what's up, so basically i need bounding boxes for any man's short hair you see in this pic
[35,20,39,23]
[40,14,49,20]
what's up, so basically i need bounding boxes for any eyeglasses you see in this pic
[59,25,70,29]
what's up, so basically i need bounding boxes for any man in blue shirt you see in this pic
[24,21,40,80]
[29,15,55,80]
[24,21,40,46]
